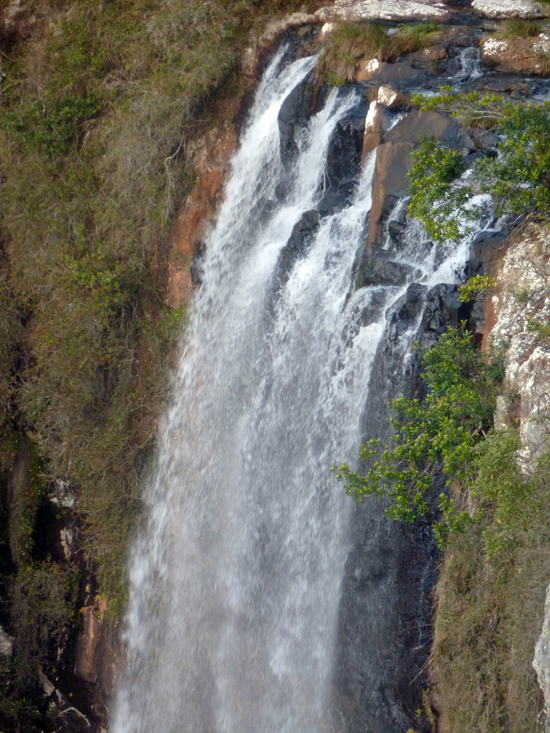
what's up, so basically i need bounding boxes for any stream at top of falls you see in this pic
[111,45,485,733]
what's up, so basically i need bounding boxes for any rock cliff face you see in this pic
[482,223,550,731]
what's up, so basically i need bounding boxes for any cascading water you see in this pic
[112,44,483,733]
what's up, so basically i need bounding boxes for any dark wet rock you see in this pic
[317,185,355,215]
[388,218,406,237]
[355,252,421,290]
[190,243,206,288]
[276,210,320,283]
[478,74,532,95]
[421,283,470,347]
[432,24,479,45]
[260,198,279,224]
[278,76,315,162]
[386,282,427,340]
[325,105,368,190]
[469,228,507,275]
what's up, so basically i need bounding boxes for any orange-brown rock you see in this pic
[362,101,384,160]
[386,108,458,145]
[367,109,460,250]
[422,44,448,61]
[368,141,414,250]
[167,123,238,307]
[481,33,550,74]
[75,597,124,700]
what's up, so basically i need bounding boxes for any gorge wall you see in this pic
[2,1,550,732]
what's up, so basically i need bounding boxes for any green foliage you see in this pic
[476,103,550,216]
[2,93,101,157]
[407,136,475,243]
[458,274,497,303]
[526,314,550,340]
[408,96,550,239]
[10,562,78,688]
[396,20,439,37]
[333,327,498,546]
[474,429,532,558]
[0,0,301,610]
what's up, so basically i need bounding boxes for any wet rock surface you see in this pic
[355,252,421,289]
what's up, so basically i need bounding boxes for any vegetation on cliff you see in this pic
[407,96,550,242]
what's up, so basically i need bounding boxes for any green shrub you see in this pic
[408,136,474,242]
[432,457,550,732]
[333,327,499,547]
[2,93,101,157]
[458,274,497,303]
[408,97,550,240]
[0,0,305,609]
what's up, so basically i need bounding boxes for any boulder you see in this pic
[362,101,385,159]
[481,34,550,74]
[377,85,410,110]
[472,0,550,17]
[386,108,460,147]
[355,57,424,85]
[313,0,452,22]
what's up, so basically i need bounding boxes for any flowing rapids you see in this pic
[112,46,478,733]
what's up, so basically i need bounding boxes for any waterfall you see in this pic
[112,45,476,733]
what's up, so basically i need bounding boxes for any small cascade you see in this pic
[112,40,491,733]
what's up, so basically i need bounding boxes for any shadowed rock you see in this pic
[355,252,421,290]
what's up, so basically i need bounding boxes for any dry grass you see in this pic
[431,469,550,732]
[317,21,440,83]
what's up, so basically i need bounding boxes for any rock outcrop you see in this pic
[535,584,550,733]
[486,224,550,462]
[480,221,550,729]
[481,33,550,74]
